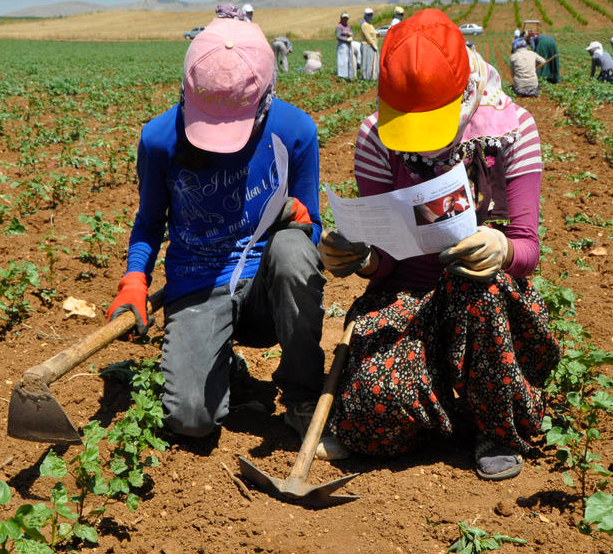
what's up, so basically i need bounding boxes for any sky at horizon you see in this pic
[0,0,132,16]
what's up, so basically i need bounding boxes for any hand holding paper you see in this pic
[318,228,372,277]
[325,162,477,261]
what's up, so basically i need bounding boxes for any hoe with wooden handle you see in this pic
[239,321,360,508]
[7,289,164,445]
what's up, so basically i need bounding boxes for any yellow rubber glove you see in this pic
[439,226,509,282]
[318,228,371,277]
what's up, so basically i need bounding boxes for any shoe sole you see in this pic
[475,457,524,481]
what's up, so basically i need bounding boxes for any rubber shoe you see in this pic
[284,401,350,461]
[475,435,524,481]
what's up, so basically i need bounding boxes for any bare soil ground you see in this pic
[1,93,613,554]
[1,4,613,554]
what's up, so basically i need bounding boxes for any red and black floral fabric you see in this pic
[329,271,560,457]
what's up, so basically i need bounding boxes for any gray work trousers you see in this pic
[161,229,326,437]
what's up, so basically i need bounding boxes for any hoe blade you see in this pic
[238,456,360,508]
[8,381,81,445]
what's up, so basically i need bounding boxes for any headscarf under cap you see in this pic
[401,48,519,164]
[216,3,246,19]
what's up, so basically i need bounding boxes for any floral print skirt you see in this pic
[328,271,560,457]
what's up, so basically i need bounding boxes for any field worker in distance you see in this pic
[509,39,546,97]
[511,28,524,53]
[360,8,379,80]
[336,12,356,79]
[318,9,560,480]
[242,3,253,21]
[303,49,323,74]
[586,41,613,83]
[107,12,349,461]
[271,36,293,73]
[529,33,559,83]
[390,6,404,26]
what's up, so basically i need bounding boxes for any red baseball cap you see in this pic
[378,9,470,152]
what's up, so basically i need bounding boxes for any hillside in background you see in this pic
[0,2,394,39]
[0,0,612,40]
[3,0,381,18]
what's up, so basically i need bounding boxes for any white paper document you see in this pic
[229,133,289,295]
[326,162,477,260]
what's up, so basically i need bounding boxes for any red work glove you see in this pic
[107,271,151,336]
[269,197,313,238]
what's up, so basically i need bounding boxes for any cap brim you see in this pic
[183,92,257,154]
[378,94,463,152]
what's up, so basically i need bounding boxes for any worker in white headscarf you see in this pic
[242,3,253,21]
[511,29,523,53]
[586,41,613,83]
[390,6,404,26]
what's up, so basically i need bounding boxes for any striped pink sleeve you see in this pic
[503,107,542,278]
[503,107,542,178]
[354,114,394,197]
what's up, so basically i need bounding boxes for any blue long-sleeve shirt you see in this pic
[126,98,321,304]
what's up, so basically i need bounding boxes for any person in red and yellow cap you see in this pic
[318,9,560,480]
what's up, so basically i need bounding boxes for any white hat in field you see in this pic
[364,8,374,15]
[514,29,520,38]
[243,3,253,12]
[586,41,602,52]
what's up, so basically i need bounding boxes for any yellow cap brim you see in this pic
[378,94,463,152]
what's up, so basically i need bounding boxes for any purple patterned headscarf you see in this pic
[215,3,247,20]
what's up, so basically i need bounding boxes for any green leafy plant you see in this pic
[575,257,594,271]
[78,210,125,268]
[535,261,613,539]
[447,521,526,552]
[568,238,594,251]
[0,260,41,329]
[565,213,613,228]
[0,479,58,554]
[262,348,282,359]
[542,371,613,499]
[0,356,169,551]
[38,231,70,284]
[326,302,347,318]
[584,491,613,537]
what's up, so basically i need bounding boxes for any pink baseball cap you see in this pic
[182,18,274,153]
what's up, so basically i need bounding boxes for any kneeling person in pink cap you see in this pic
[318,8,560,479]
[107,13,348,460]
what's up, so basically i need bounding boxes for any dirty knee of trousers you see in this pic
[163,395,221,438]
[264,229,322,280]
